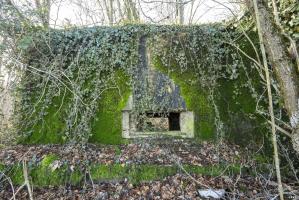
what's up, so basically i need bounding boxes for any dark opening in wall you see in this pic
[169,112,180,131]
[136,112,181,132]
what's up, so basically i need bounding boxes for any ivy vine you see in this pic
[15,24,262,144]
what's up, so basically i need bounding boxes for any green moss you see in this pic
[1,155,242,187]
[20,69,130,145]
[216,76,263,144]
[30,154,67,186]
[90,163,241,185]
[8,165,24,184]
[253,154,270,164]
[152,54,265,143]
[0,163,5,171]
[30,104,65,144]
[20,91,71,144]
[150,30,268,145]
[2,154,82,186]
[90,164,127,180]
[128,165,176,184]
[214,31,268,146]
[18,25,267,145]
[89,70,131,144]
[152,57,216,139]
[41,154,60,166]
[114,146,122,155]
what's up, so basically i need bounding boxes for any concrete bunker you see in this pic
[122,36,194,138]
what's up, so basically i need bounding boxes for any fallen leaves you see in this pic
[0,140,243,167]
[0,140,295,199]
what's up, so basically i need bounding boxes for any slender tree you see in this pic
[248,0,299,154]
[253,0,284,199]
[34,0,51,28]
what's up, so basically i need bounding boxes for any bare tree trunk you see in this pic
[129,0,139,21]
[124,0,139,22]
[175,0,184,24]
[179,0,184,24]
[248,0,299,154]
[188,0,195,24]
[270,0,299,72]
[124,0,132,21]
[34,0,51,28]
[253,0,284,199]
[109,0,114,25]
[116,0,124,20]
[101,0,114,25]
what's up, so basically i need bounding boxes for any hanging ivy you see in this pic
[14,24,265,145]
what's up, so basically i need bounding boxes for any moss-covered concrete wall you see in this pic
[152,58,215,139]
[152,56,266,144]
[17,25,267,145]
[21,70,131,144]
[149,31,267,145]
[89,70,131,144]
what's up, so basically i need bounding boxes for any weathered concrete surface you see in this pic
[122,36,194,138]
[180,111,194,138]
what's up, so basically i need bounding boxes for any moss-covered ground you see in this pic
[0,141,249,187]
[1,156,241,187]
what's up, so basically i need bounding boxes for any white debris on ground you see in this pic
[198,189,225,199]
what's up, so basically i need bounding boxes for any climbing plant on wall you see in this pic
[13,24,267,145]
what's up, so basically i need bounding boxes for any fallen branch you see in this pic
[9,160,34,200]
[1,172,16,200]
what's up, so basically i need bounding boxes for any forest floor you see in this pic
[0,139,297,199]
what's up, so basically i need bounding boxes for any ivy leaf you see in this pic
[293,33,299,39]
[18,36,33,50]
[0,43,5,52]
